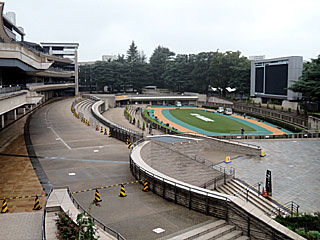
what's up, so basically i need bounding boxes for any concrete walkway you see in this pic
[0,211,43,240]
[46,188,116,240]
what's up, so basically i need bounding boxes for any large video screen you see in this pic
[265,64,288,95]
[255,67,264,93]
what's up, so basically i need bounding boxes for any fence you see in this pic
[42,188,53,240]
[129,140,298,240]
[89,99,144,143]
[66,187,126,240]
[0,85,22,94]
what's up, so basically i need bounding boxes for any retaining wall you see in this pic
[130,140,304,240]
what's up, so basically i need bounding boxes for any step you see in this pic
[168,220,226,240]
[215,230,242,240]
[230,180,284,215]
[235,236,249,240]
[194,225,235,240]
[216,186,232,196]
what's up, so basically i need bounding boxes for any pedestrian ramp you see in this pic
[161,219,248,240]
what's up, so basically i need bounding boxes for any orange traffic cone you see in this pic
[262,187,267,197]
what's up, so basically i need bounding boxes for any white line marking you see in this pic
[48,127,72,150]
[68,173,76,176]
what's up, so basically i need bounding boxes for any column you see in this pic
[1,114,4,128]
[8,109,17,120]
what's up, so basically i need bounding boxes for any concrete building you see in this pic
[250,56,303,104]
[0,2,78,129]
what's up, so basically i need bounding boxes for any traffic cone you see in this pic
[87,121,90,126]
[1,199,8,213]
[128,142,132,149]
[262,187,267,197]
[33,195,42,210]
[119,184,126,197]
[96,125,99,131]
[225,156,231,163]
[108,131,112,137]
[126,137,129,145]
[104,128,108,135]
[260,150,266,157]
[100,126,103,133]
[143,178,149,192]
[94,189,102,202]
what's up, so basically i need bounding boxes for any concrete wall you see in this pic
[308,116,320,131]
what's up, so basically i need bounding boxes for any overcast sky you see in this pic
[4,0,320,62]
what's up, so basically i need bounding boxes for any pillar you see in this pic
[1,114,4,128]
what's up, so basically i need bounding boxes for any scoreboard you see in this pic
[250,56,302,101]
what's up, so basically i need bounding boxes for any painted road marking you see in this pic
[48,127,72,150]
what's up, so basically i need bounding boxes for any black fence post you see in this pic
[205,194,209,215]
[174,184,177,204]
[162,179,165,199]
[189,189,192,209]
[247,216,251,237]
[152,174,155,193]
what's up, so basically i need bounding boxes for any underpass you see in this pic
[28,98,212,240]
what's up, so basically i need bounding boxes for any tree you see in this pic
[150,46,175,88]
[289,55,320,103]
[126,41,140,62]
[209,51,249,96]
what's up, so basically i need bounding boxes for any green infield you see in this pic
[169,109,256,133]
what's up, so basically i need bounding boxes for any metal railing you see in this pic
[268,201,300,217]
[66,187,126,240]
[233,181,263,202]
[0,85,22,94]
[42,188,53,240]
[129,140,299,240]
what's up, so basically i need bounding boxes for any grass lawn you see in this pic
[169,109,256,133]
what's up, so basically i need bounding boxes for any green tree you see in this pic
[126,41,140,62]
[150,46,175,88]
[209,51,249,96]
[289,55,320,103]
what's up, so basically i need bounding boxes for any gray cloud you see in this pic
[4,0,320,61]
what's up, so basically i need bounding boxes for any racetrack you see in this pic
[148,106,291,136]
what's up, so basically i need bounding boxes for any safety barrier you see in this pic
[91,100,143,143]
[66,187,126,240]
[42,188,53,240]
[130,139,303,240]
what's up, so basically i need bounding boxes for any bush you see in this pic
[56,211,79,240]
[258,102,261,108]
[267,102,269,109]
[273,104,275,109]
[288,108,291,112]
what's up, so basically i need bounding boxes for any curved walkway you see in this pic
[29,98,211,240]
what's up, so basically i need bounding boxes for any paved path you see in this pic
[223,139,320,213]
[0,211,43,239]
[29,98,212,240]
[0,110,45,213]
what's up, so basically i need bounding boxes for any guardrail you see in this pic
[42,188,53,240]
[91,100,144,143]
[130,140,303,240]
[66,187,126,240]
[0,85,22,94]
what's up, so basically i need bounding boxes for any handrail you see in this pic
[268,201,300,217]
[233,181,263,201]
[130,139,303,240]
[66,187,126,240]
[42,187,53,240]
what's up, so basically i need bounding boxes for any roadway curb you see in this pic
[24,111,53,195]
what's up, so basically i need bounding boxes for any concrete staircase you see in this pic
[167,219,248,240]
[214,179,286,217]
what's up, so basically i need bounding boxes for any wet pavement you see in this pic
[222,139,320,213]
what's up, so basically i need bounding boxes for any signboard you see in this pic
[265,170,272,196]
